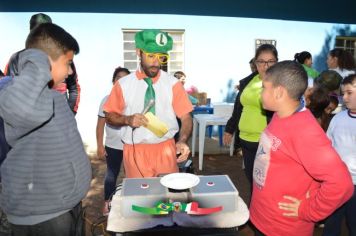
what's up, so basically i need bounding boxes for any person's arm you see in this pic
[283,123,353,221]
[223,91,241,145]
[103,81,147,128]
[176,113,192,162]
[105,112,148,128]
[171,81,193,163]
[96,116,107,159]
[177,113,192,143]
[300,153,352,221]
[224,90,241,133]
[4,50,25,77]
[0,49,53,140]
[66,63,80,114]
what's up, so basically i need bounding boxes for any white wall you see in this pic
[0,13,353,149]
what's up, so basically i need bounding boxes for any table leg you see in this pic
[192,117,198,157]
[230,133,235,156]
[208,125,213,138]
[198,120,207,171]
[218,125,224,146]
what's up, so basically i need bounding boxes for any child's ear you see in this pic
[274,86,283,100]
[47,55,53,71]
[46,55,54,88]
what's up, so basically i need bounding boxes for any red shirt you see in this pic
[250,109,353,236]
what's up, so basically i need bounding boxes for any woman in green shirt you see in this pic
[224,44,277,188]
[294,51,319,79]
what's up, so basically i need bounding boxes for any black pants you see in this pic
[323,185,356,236]
[240,139,259,185]
[11,203,84,236]
[104,146,123,200]
[255,228,265,236]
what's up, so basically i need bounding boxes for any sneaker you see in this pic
[102,201,110,216]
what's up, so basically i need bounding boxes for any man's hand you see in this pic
[97,145,107,159]
[278,195,301,217]
[176,141,190,163]
[127,113,148,128]
[175,113,192,163]
[223,132,233,146]
[105,112,148,128]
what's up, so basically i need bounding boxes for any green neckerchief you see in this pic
[144,77,155,114]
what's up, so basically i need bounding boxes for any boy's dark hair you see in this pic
[29,13,52,30]
[294,51,312,64]
[173,71,186,79]
[0,70,4,77]
[315,70,342,92]
[307,85,330,118]
[25,23,79,60]
[265,60,307,100]
[112,67,130,83]
[342,74,356,86]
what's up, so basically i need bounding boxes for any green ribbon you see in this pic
[144,77,155,114]
[132,204,169,215]
[132,201,189,215]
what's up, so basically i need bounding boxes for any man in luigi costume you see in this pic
[104,29,193,178]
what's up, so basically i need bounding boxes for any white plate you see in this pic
[160,173,200,190]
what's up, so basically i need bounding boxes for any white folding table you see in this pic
[192,114,234,171]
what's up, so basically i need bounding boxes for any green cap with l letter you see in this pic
[135,29,173,53]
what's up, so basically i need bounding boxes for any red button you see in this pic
[141,183,149,189]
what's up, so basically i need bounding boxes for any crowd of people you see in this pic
[223,44,356,235]
[0,13,355,236]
